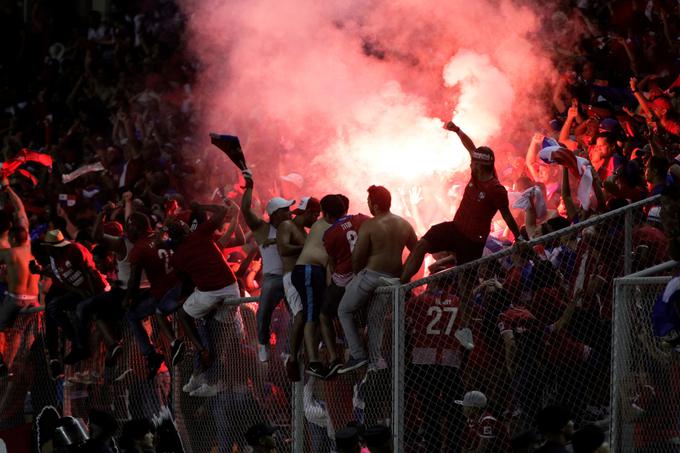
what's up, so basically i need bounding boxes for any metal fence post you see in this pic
[391,285,405,452]
[291,379,304,453]
[624,208,633,275]
[610,279,622,453]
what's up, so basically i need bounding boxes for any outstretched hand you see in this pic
[444,121,460,133]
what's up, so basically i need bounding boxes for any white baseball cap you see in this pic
[266,197,295,216]
[647,206,661,224]
[454,391,488,408]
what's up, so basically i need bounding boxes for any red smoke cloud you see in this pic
[180,0,553,233]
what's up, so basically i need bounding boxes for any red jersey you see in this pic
[460,412,511,452]
[129,234,179,299]
[498,307,542,360]
[405,289,463,368]
[49,242,109,294]
[323,214,369,286]
[171,221,236,291]
[453,177,509,242]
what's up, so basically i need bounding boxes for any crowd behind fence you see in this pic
[2,193,678,452]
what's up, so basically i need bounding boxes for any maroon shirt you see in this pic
[453,177,508,242]
[323,214,369,284]
[49,242,108,294]
[171,221,236,291]
[129,234,178,299]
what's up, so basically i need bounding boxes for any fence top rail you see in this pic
[623,260,678,278]
[377,194,661,293]
[614,276,673,285]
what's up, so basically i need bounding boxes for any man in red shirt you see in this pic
[400,121,522,351]
[404,280,465,452]
[124,212,184,379]
[38,230,111,365]
[321,195,369,376]
[456,390,511,452]
[170,204,240,396]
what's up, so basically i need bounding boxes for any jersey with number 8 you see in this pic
[323,214,369,286]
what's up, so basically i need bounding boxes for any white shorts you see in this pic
[283,272,302,316]
[183,282,240,322]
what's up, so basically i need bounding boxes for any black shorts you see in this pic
[422,221,485,264]
[291,264,325,322]
[322,281,345,319]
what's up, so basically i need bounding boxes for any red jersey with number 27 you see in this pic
[405,290,463,368]
[323,214,369,285]
[129,234,178,299]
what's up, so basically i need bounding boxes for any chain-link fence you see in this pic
[612,263,680,453]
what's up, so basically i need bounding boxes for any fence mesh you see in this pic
[612,275,680,453]
[395,196,662,451]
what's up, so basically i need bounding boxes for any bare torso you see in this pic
[3,244,39,296]
[364,213,415,276]
[296,219,331,268]
[277,219,307,274]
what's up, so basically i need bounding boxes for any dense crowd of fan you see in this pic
[1,0,680,452]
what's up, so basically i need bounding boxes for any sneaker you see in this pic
[190,383,219,397]
[105,343,122,367]
[285,357,301,382]
[198,349,214,371]
[378,276,401,286]
[182,373,207,393]
[337,356,368,374]
[306,362,329,379]
[325,360,343,379]
[146,351,165,380]
[258,343,269,362]
[454,327,474,350]
[49,359,64,380]
[170,338,186,367]
[63,348,90,365]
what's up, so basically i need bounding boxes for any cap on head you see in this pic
[41,229,70,247]
[266,197,295,216]
[454,390,488,408]
[245,422,277,446]
[293,196,321,214]
[471,146,495,166]
[103,221,124,237]
[648,206,662,224]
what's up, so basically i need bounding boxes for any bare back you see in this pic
[363,213,416,276]
[3,244,39,296]
[296,219,331,268]
[277,219,307,274]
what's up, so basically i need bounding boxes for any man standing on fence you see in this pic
[276,196,321,380]
[241,170,290,363]
[337,185,417,373]
[399,121,522,350]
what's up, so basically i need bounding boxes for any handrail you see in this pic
[377,194,661,293]
[623,260,677,278]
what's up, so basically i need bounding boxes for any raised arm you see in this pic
[195,203,228,231]
[2,178,28,230]
[561,166,579,221]
[240,172,266,232]
[444,121,476,155]
[630,77,656,120]
[525,133,542,182]
[559,100,581,150]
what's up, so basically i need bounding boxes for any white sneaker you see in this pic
[454,328,474,350]
[378,276,401,286]
[258,344,269,362]
[190,383,219,397]
[182,373,206,393]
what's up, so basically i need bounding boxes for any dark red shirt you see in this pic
[172,221,236,291]
[323,214,369,285]
[129,234,178,299]
[405,289,463,367]
[453,177,509,242]
[49,242,108,294]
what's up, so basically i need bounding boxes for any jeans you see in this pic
[127,285,181,357]
[256,273,284,345]
[45,291,83,356]
[338,269,392,363]
[75,287,124,347]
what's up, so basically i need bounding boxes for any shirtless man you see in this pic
[337,185,416,374]
[0,181,39,375]
[276,197,321,381]
[291,195,346,378]
[241,171,291,362]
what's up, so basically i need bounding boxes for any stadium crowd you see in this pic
[1,0,680,452]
